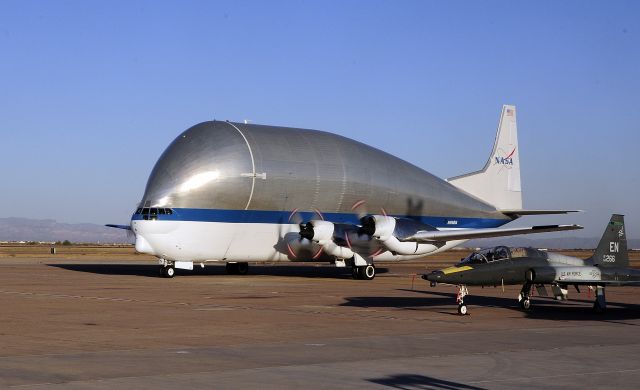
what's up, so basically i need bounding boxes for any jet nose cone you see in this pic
[422,271,444,286]
[425,271,444,281]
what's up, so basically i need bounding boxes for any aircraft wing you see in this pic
[500,209,582,217]
[105,224,132,230]
[401,224,583,243]
[556,280,640,287]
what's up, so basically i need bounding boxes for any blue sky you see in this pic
[1,1,639,239]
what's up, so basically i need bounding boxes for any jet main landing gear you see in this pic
[518,282,533,311]
[593,285,607,314]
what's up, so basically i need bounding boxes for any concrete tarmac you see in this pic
[1,257,640,389]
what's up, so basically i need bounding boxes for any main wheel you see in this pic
[358,264,376,280]
[519,298,531,311]
[457,304,468,315]
[236,262,249,275]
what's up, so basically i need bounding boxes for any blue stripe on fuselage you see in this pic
[131,208,508,229]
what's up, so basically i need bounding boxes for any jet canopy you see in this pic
[460,246,511,265]
[460,246,545,265]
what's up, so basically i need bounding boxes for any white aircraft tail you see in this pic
[447,105,522,210]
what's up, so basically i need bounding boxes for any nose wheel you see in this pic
[160,265,175,278]
[456,285,469,315]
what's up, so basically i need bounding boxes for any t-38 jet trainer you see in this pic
[108,105,580,279]
[424,214,638,315]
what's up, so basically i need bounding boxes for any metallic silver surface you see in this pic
[141,121,507,220]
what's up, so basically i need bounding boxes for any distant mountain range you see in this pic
[0,218,131,243]
[1,217,638,249]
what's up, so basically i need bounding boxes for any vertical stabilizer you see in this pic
[590,214,628,268]
[447,105,522,210]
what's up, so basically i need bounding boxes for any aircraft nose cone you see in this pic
[422,271,444,283]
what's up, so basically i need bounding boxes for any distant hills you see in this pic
[1,217,638,249]
[0,218,131,244]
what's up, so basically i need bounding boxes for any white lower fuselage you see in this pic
[131,219,466,263]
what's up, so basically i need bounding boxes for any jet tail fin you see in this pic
[448,105,522,210]
[589,214,628,268]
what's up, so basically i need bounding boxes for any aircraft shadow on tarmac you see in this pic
[367,373,486,390]
[341,289,640,321]
[47,263,389,279]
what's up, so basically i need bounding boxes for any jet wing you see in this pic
[105,224,132,230]
[401,224,583,243]
[557,280,640,287]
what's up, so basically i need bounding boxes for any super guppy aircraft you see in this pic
[108,105,581,279]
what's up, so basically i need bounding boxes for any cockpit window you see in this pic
[137,208,174,218]
[460,246,511,265]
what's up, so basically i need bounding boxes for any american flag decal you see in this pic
[506,108,514,116]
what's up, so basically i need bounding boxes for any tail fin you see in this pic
[447,105,522,210]
[590,214,628,267]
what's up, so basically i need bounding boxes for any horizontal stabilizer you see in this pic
[500,209,583,217]
[401,224,583,243]
[105,224,132,230]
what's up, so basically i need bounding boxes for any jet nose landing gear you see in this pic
[456,285,469,315]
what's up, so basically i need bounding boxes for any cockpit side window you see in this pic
[493,246,510,261]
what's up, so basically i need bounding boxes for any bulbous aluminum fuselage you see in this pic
[131,121,509,262]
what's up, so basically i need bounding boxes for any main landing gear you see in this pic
[351,264,376,280]
[593,285,607,314]
[456,285,469,315]
[518,282,532,311]
[226,262,249,275]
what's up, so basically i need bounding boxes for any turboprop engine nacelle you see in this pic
[299,220,366,264]
[360,215,438,256]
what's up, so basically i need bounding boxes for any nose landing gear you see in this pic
[159,260,175,278]
[456,285,469,315]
